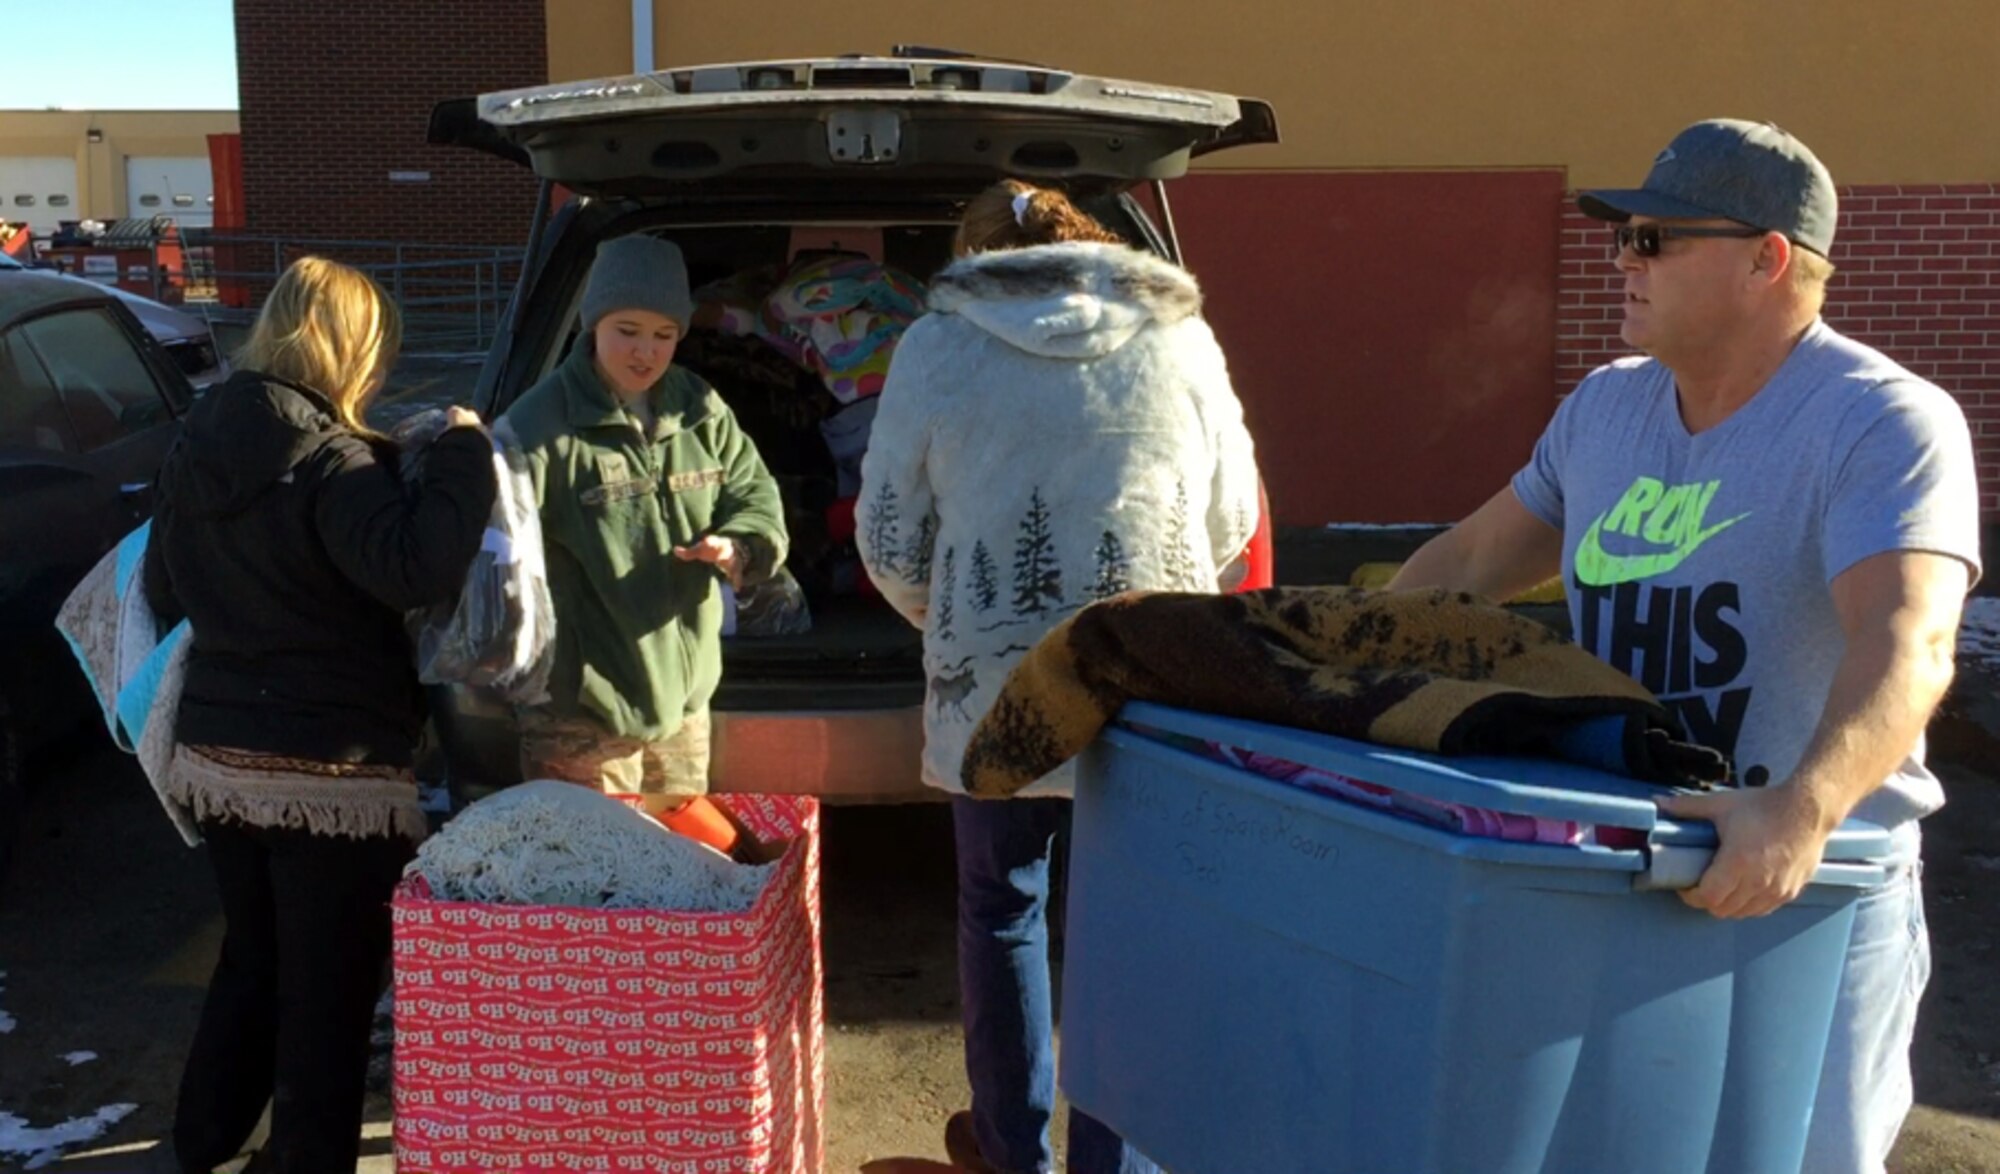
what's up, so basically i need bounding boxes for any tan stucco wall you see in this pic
[545,0,2000,187]
[0,110,239,220]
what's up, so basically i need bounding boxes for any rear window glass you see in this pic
[0,330,76,453]
[17,309,173,450]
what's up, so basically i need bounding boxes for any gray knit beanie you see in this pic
[580,234,693,332]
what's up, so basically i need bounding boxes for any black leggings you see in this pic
[173,820,410,1174]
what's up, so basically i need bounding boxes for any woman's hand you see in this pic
[444,406,484,430]
[673,535,745,589]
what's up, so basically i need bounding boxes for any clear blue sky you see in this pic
[0,0,237,110]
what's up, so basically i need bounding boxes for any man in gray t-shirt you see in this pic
[1392,120,1980,1174]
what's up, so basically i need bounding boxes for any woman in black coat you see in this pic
[143,256,496,1173]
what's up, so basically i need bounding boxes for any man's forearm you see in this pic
[1385,490,1565,600]
[1785,627,1956,832]
[1386,530,1479,593]
[1388,526,1556,601]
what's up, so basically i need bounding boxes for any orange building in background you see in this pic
[225,1,2000,522]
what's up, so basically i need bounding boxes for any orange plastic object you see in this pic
[660,795,744,857]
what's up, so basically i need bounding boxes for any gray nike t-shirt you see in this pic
[1512,320,1981,841]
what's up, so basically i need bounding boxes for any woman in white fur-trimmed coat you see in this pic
[859,180,1263,1174]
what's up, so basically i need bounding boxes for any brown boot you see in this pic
[857,1111,1010,1174]
[943,1110,1009,1174]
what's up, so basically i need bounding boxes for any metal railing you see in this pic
[180,233,524,357]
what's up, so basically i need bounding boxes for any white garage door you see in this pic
[124,156,214,228]
[0,156,81,233]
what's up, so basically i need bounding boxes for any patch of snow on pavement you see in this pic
[61,1051,99,1066]
[418,779,453,815]
[0,1104,139,1169]
[1958,597,2000,672]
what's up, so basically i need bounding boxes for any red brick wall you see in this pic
[233,0,547,247]
[1558,185,2000,513]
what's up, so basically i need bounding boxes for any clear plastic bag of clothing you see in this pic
[394,411,557,704]
[728,567,813,638]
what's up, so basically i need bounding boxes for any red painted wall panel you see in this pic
[1166,170,1563,525]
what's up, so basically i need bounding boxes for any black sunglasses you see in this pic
[1614,223,1766,257]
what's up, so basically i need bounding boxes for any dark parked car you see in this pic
[0,249,230,389]
[426,50,1277,802]
[0,269,193,873]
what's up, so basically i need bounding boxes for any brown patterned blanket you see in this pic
[961,587,1729,798]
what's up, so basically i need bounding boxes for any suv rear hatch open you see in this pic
[428,54,1276,799]
[431,53,1275,195]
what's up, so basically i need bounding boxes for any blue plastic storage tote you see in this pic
[1058,703,1892,1174]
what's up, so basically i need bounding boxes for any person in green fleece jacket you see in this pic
[503,234,787,814]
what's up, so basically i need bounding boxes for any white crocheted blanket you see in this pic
[408,781,773,913]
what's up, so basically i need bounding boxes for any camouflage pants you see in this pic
[515,708,712,809]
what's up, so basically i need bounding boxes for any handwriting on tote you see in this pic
[1107,773,1338,879]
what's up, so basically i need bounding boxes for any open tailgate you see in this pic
[429,56,1277,195]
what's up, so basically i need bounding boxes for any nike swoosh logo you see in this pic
[1575,511,1751,587]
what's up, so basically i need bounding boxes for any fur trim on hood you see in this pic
[926,242,1203,360]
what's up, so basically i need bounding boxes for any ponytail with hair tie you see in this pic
[955,179,1122,256]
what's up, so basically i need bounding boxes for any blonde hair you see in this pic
[954,179,1125,256]
[237,256,402,432]
[1790,246,1837,301]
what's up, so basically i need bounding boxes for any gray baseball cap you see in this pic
[1579,119,1838,257]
